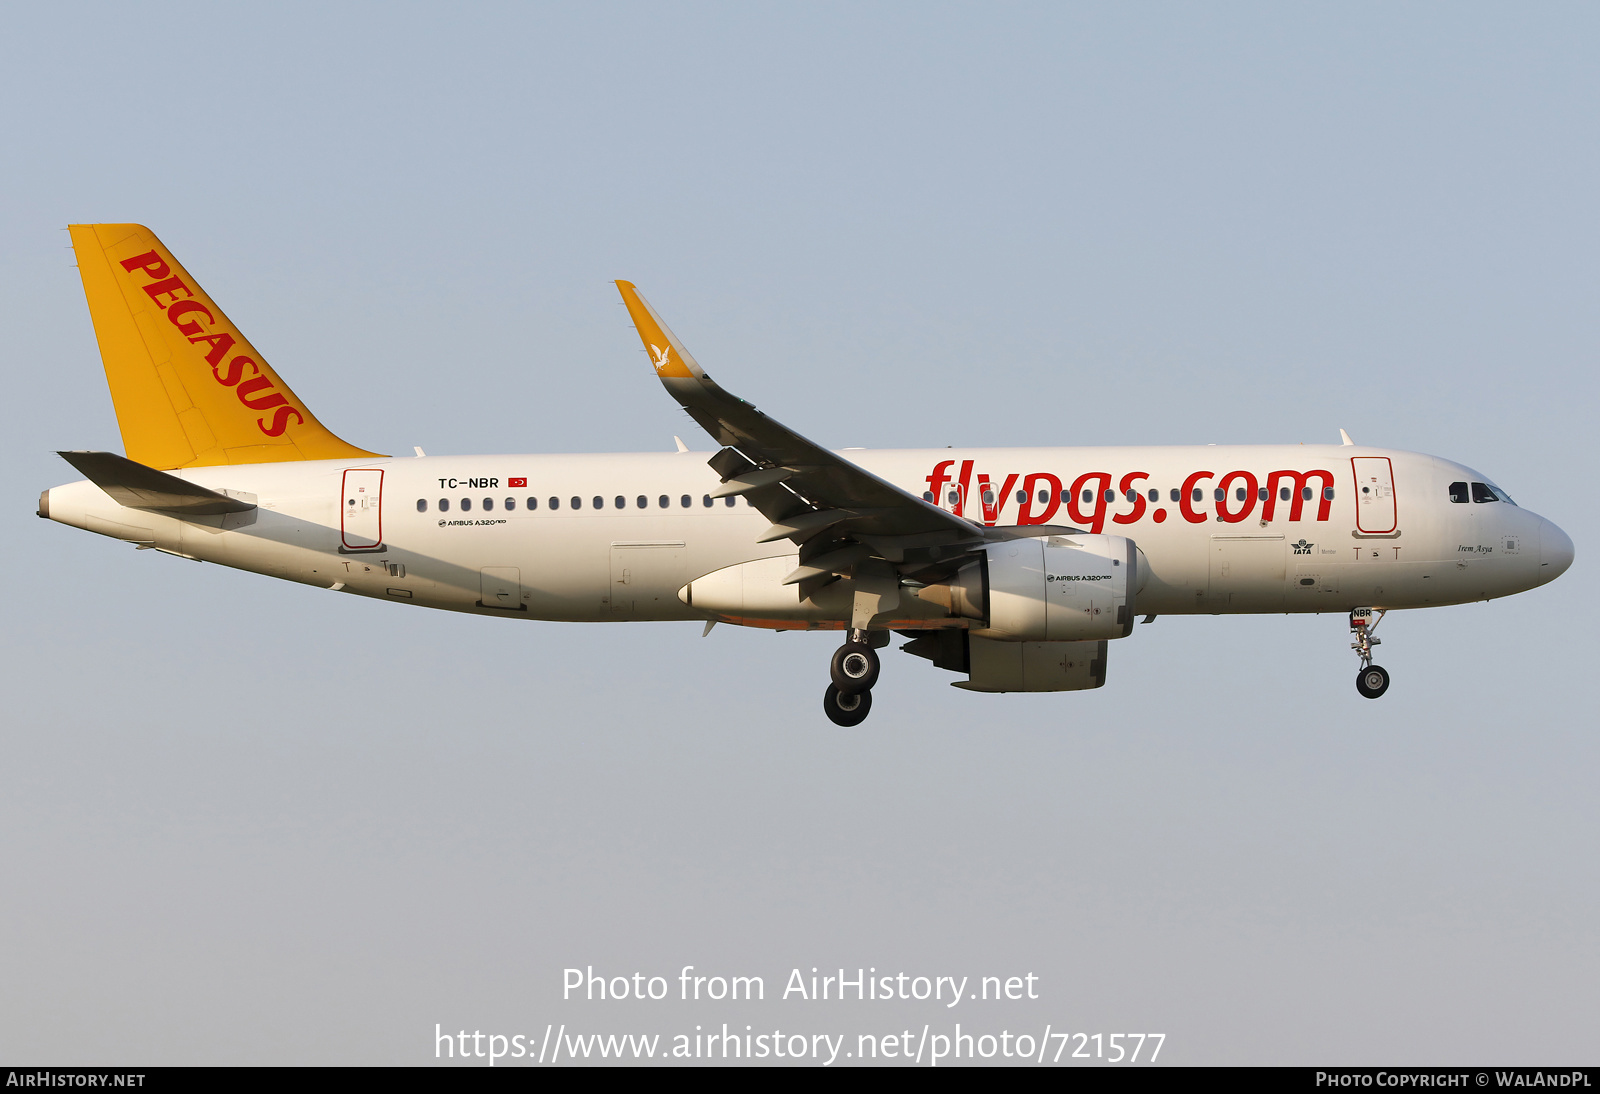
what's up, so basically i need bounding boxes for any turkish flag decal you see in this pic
[509,477,527,488]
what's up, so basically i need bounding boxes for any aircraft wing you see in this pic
[616,281,1074,595]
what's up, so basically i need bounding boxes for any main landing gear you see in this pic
[824,630,882,726]
[1350,608,1391,699]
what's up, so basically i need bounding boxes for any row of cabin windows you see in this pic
[920,486,1336,505]
[1448,481,1510,504]
[418,494,747,513]
[415,482,1502,514]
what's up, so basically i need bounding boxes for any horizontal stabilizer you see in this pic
[57,451,256,515]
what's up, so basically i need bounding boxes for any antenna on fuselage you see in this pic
[1339,429,1355,446]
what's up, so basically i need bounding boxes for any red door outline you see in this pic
[1350,457,1397,534]
[341,468,384,549]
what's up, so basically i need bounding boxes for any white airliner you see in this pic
[41,225,1574,724]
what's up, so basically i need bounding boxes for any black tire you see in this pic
[830,641,880,694]
[1356,664,1391,699]
[823,682,872,727]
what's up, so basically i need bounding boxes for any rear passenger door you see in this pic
[341,469,384,550]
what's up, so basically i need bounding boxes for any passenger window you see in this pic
[1322,487,1335,501]
[1280,487,1291,502]
[593,496,603,509]
[658,494,669,508]
[923,491,934,502]
[703,495,713,507]
[1257,487,1267,501]
[1302,487,1312,501]
[615,496,626,509]
[1016,490,1026,504]
[1448,481,1469,503]
[1213,488,1224,502]
[681,494,691,508]
[1170,488,1180,503]
[981,490,995,505]
[1235,487,1247,501]
[1148,488,1159,502]
[528,497,538,510]
[1192,488,1202,503]
[1041,490,1052,504]
[1125,489,1137,502]
[416,499,427,512]
[572,496,583,510]
[1081,490,1092,504]
[725,496,736,507]
[439,498,449,512]
[483,497,494,511]
[549,497,559,510]
[1103,489,1115,503]
[461,498,472,512]
[1471,482,1499,503]
[636,495,647,508]
[505,497,516,511]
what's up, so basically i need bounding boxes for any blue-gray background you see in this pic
[2,2,1594,1065]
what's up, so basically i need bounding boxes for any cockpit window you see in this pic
[1448,481,1469,504]
[1471,482,1499,504]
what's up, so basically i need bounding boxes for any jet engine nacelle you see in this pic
[916,534,1139,642]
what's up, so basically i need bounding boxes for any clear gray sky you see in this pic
[2,1,1595,1065]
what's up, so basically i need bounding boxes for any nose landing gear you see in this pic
[1350,608,1390,699]
[824,630,883,726]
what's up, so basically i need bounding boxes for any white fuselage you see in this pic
[42,444,1571,627]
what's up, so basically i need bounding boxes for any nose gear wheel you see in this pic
[1356,665,1391,699]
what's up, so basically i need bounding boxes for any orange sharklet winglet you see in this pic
[615,280,707,381]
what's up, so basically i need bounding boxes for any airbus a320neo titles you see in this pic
[41,225,1575,724]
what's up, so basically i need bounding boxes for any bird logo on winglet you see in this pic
[649,343,672,373]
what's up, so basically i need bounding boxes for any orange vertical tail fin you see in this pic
[69,223,382,469]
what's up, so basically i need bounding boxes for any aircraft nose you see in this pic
[1540,518,1574,582]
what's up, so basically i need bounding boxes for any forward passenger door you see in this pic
[1351,457,1397,534]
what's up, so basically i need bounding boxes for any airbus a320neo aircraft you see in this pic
[41,225,1574,724]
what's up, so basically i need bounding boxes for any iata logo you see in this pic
[649,343,672,372]
[1293,539,1314,555]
